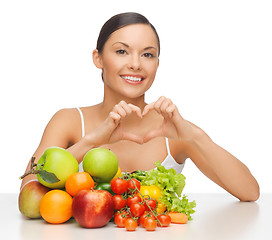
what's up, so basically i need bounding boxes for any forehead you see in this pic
[106,24,158,49]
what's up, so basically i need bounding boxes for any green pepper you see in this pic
[94,183,115,195]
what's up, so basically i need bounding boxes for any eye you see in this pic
[116,49,127,55]
[143,53,155,58]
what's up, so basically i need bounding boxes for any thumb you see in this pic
[143,128,163,143]
[122,132,144,144]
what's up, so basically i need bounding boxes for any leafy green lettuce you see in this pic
[130,161,196,220]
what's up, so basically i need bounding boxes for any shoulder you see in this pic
[46,107,82,142]
[49,108,81,128]
[53,105,100,140]
[31,107,83,150]
[52,107,80,118]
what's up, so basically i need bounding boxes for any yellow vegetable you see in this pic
[140,185,162,200]
[111,167,122,181]
[156,202,167,214]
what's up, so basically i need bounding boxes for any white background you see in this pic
[1,0,271,194]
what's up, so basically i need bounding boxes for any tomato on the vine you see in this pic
[139,212,155,227]
[124,218,138,231]
[144,217,157,231]
[112,194,126,210]
[127,194,141,207]
[143,198,157,211]
[114,210,129,228]
[127,178,141,193]
[130,202,145,217]
[111,178,128,194]
[157,214,171,227]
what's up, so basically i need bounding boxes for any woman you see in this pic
[20,12,259,201]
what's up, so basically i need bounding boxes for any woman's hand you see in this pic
[87,97,197,146]
[87,101,143,146]
[142,96,195,143]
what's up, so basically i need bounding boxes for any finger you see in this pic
[108,112,121,125]
[143,96,166,116]
[154,96,167,114]
[118,101,142,119]
[165,104,175,118]
[166,104,182,120]
[113,104,127,118]
[142,102,155,116]
[160,98,172,116]
[119,100,132,115]
[128,103,142,118]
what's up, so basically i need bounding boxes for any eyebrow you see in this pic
[112,42,158,51]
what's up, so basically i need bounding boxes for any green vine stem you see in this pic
[125,172,162,226]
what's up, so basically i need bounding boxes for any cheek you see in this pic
[103,57,123,76]
[146,61,159,77]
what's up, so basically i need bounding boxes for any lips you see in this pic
[120,74,145,84]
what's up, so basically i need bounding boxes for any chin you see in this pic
[120,90,146,100]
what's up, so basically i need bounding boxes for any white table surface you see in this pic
[1,193,271,240]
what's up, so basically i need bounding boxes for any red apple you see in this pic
[72,189,114,228]
[18,180,51,218]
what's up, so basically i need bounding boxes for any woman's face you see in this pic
[95,24,160,99]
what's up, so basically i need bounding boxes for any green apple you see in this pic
[18,180,50,218]
[83,148,119,183]
[36,147,79,189]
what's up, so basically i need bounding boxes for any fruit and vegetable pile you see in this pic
[19,147,196,231]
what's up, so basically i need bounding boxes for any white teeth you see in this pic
[122,76,142,82]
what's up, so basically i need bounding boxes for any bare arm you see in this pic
[143,96,260,202]
[20,108,80,189]
[185,126,260,201]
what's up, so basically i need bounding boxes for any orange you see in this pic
[40,189,73,224]
[65,171,94,196]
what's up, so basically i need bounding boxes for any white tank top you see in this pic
[76,107,185,173]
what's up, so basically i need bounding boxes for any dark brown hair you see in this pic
[96,12,160,56]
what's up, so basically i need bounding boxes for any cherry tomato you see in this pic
[127,178,141,193]
[127,194,142,207]
[143,198,157,211]
[139,212,155,227]
[130,202,145,217]
[157,214,171,227]
[113,194,126,210]
[144,217,157,231]
[124,218,138,231]
[111,178,128,194]
[114,211,129,228]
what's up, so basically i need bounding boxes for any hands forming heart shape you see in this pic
[102,97,193,145]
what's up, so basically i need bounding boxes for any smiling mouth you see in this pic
[121,75,144,82]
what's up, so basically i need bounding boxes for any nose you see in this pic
[128,54,141,71]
